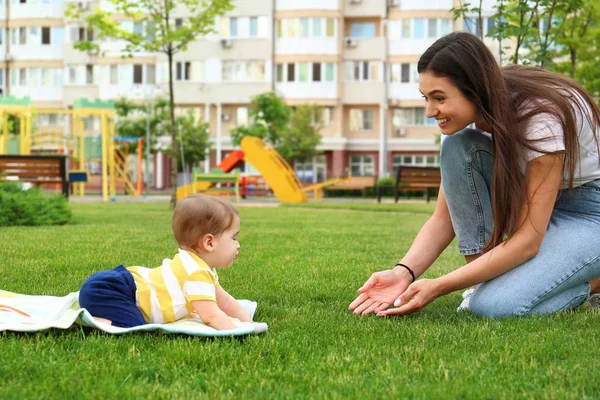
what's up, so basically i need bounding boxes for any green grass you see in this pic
[1,203,598,399]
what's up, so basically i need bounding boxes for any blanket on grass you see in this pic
[0,289,267,337]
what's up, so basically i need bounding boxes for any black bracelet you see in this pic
[395,263,415,283]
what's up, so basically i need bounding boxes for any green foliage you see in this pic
[0,182,71,226]
[231,92,291,147]
[231,93,323,163]
[277,105,323,162]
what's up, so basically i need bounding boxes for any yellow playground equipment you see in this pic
[176,136,349,203]
[0,96,138,202]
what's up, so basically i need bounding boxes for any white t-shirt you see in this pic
[441,106,600,189]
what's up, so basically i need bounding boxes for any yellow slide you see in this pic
[240,137,307,203]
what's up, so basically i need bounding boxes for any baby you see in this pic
[79,194,252,330]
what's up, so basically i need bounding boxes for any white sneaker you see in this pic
[456,288,476,312]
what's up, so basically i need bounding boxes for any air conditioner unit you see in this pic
[388,0,400,7]
[221,113,231,122]
[344,38,357,48]
[394,127,407,137]
[221,38,233,48]
[350,0,362,4]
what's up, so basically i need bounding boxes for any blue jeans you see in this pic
[441,128,600,317]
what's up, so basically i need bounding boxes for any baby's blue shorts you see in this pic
[79,265,146,328]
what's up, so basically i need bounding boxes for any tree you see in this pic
[231,92,291,147]
[277,105,323,163]
[451,0,484,40]
[67,0,234,208]
[231,93,323,164]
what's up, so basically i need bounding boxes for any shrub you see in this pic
[0,182,71,226]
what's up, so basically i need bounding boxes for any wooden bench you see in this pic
[0,155,69,197]
[324,175,377,198]
[376,166,440,203]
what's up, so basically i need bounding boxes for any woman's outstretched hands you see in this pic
[348,269,411,315]
[376,279,443,317]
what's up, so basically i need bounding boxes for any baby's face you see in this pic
[211,215,240,269]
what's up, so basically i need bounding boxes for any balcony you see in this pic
[276,82,337,100]
[343,0,385,17]
[343,81,384,104]
[11,87,64,102]
[11,45,64,61]
[186,38,272,60]
[276,37,337,55]
[277,0,338,10]
[11,3,65,19]
[63,85,100,106]
[389,83,421,101]
[397,0,453,10]
[173,82,272,104]
[343,37,385,60]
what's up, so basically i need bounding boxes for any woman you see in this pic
[349,32,600,318]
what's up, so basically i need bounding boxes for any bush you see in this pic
[0,182,71,226]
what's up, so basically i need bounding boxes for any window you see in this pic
[299,63,309,82]
[175,18,183,28]
[134,22,143,35]
[29,69,40,87]
[463,17,481,37]
[86,65,93,84]
[0,69,4,87]
[401,64,410,83]
[176,61,191,81]
[19,68,26,86]
[428,19,437,38]
[68,67,76,84]
[312,18,322,36]
[230,17,238,37]
[322,107,333,125]
[299,18,309,38]
[326,18,335,37]
[414,19,425,39]
[312,63,321,82]
[41,27,51,44]
[110,65,118,84]
[250,17,258,37]
[42,69,51,86]
[486,17,495,37]
[441,19,451,36]
[288,19,296,37]
[325,63,334,82]
[19,27,26,45]
[277,20,284,38]
[287,63,295,82]
[222,61,265,82]
[350,155,375,176]
[393,107,430,126]
[350,109,374,131]
[0,29,4,45]
[351,23,376,38]
[344,61,379,81]
[146,64,156,84]
[133,64,143,84]
[392,154,439,174]
[401,20,411,38]
[276,64,284,82]
[236,107,248,126]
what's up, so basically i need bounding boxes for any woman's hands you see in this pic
[375,278,444,316]
[348,269,412,315]
[349,269,446,316]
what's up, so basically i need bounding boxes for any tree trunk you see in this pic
[168,48,178,209]
[570,47,576,79]
[478,0,483,40]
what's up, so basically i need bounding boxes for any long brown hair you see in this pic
[418,32,600,250]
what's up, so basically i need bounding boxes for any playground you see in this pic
[0,95,350,204]
[1,202,597,398]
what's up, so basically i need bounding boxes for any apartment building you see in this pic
[0,0,500,187]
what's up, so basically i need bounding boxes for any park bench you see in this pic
[376,166,441,203]
[324,175,377,198]
[0,155,69,197]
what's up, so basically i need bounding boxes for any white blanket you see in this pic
[0,289,267,337]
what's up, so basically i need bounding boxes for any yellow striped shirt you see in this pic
[127,249,220,324]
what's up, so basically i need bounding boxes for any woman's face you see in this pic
[419,71,481,134]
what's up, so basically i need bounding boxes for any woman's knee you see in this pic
[440,128,491,166]
[467,284,528,318]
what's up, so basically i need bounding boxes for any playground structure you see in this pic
[176,136,349,203]
[0,96,139,202]
[0,96,348,203]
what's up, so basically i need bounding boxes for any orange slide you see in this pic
[176,151,245,200]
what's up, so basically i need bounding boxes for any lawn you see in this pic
[1,202,598,399]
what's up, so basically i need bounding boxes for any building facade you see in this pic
[0,0,501,187]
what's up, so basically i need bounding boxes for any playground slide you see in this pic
[176,150,244,200]
[240,137,307,203]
